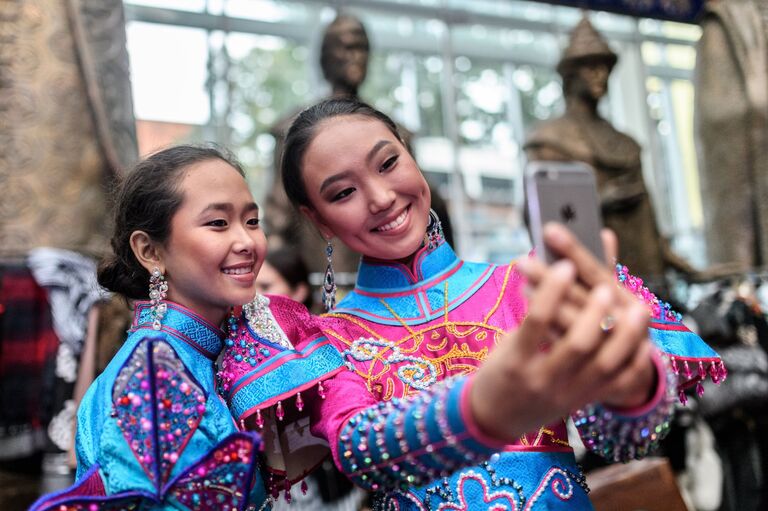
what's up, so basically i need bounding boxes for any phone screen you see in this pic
[525,161,604,264]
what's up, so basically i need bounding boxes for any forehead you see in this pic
[176,158,248,201]
[305,116,392,160]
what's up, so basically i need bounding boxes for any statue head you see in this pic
[557,16,617,102]
[320,14,370,95]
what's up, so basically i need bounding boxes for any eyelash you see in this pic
[329,155,399,202]
[206,217,260,227]
[381,155,398,172]
[331,188,354,202]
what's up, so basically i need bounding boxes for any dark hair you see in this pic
[281,97,402,209]
[97,144,245,299]
[265,247,313,308]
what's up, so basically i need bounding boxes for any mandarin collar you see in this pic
[355,240,459,290]
[131,301,226,360]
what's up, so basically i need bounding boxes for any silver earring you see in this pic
[322,240,337,312]
[149,267,168,330]
[426,208,444,250]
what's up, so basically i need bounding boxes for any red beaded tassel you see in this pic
[318,380,326,399]
[301,479,308,495]
[295,392,304,412]
[255,408,264,429]
[276,400,284,421]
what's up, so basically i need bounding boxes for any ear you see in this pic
[299,205,334,241]
[291,282,310,305]
[129,231,164,274]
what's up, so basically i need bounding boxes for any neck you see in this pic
[331,85,358,99]
[566,94,599,118]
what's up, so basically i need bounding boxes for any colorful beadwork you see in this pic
[111,338,206,484]
[170,433,259,510]
[573,354,677,463]
[615,263,727,400]
[337,376,497,491]
[615,264,681,322]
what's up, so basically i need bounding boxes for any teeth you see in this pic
[223,267,251,275]
[376,209,408,232]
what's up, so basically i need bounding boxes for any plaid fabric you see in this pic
[0,263,60,458]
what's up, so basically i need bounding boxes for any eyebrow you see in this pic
[199,202,259,216]
[366,140,391,164]
[318,140,392,194]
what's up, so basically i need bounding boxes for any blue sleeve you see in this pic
[335,375,502,491]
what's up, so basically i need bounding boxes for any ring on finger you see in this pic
[599,314,616,333]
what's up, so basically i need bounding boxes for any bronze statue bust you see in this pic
[525,16,693,291]
[320,14,370,99]
[265,13,452,296]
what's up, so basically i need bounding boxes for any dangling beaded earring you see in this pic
[149,267,168,330]
[425,208,444,250]
[322,239,337,312]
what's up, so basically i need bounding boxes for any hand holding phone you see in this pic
[524,161,605,265]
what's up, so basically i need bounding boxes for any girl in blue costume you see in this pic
[220,98,724,510]
[29,145,341,511]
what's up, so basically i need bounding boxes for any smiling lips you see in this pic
[374,205,410,232]
[222,264,254,276]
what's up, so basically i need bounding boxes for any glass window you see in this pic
[227,33,313,200]
[127,22,210,125]
[124,0,704,264]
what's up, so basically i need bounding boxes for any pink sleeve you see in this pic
[308,368,379,468]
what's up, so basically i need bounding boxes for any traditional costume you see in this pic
[220,224,724,510]
[216,294,346,502]
[30,301,267,511]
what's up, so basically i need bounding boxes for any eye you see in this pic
[206,219,227,227]
[380,155,398,172]
[246,217,260,227]
[331,187,355,202]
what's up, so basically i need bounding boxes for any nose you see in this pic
[367,182,396,214]
[232,223,258,254]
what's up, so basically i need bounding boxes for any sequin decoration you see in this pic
[169,433,259,510]
[217,310,275,395]
[28,465,145,511]
[343,337,438,390]
[337,376,496,492]
[615,264,682,322]
[111,337,206,486]
[29,435,262,511]
[573,354,677,463]
[432,471,521,510]
[243,295,293,349]
[30,496,143,511]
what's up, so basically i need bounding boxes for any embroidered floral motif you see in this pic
[111,339,206,485]
[343,337,438,390]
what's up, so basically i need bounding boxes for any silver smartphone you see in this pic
[525,161,605,264]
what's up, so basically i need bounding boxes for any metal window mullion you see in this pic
[438,14,468,255]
